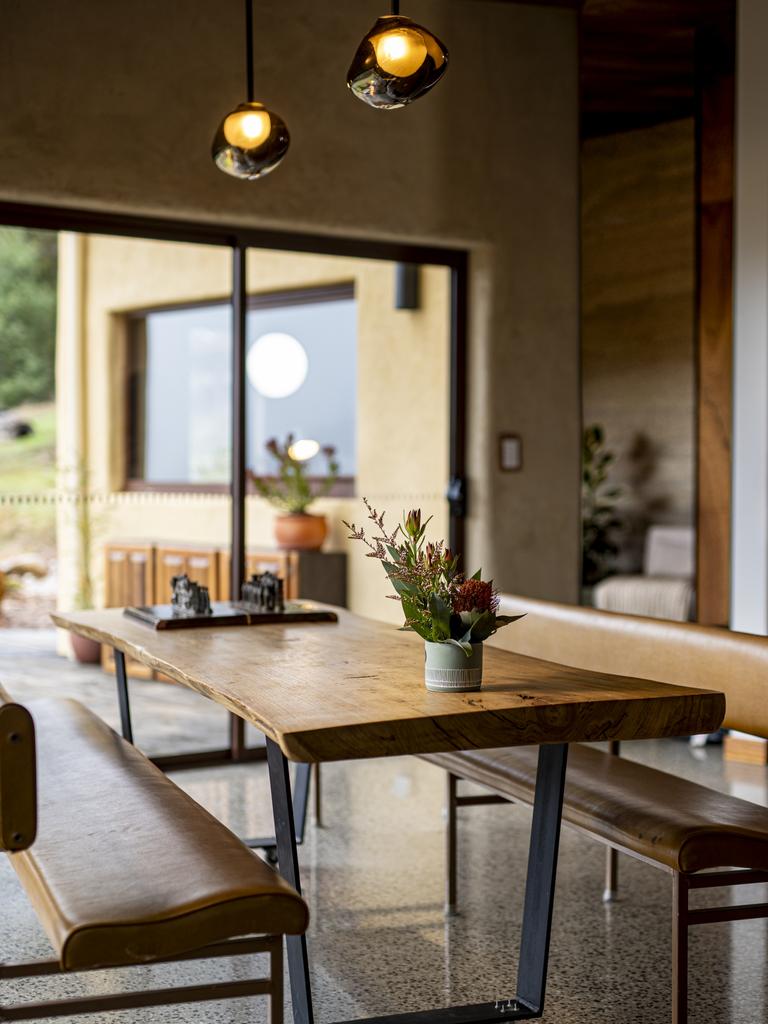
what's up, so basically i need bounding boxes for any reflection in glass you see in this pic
[129,306,231,484]
[246,332,309,398]
[127,293,357,484]
[347,15,448,110]
[247,297,356,478]
[288,439,321,462]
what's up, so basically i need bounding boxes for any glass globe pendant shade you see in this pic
[346,14,448,110]
[212,100,290,180]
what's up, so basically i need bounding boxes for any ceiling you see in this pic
[483,0,736,137]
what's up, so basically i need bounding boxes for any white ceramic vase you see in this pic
[424,640,483,692]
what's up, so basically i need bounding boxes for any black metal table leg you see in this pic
[515,743,568,1016]
[266,738,315,1024]
[265,741,568,1024]
[114,648,134,744]
[293,762,311,844]
[109,649,265,772]
[243,760,312,858]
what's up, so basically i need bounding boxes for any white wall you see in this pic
[732,0,768,633]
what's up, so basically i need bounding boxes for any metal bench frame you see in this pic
[1,935,283,1022]
[442,742,768,1024]
[0,696,289,1023]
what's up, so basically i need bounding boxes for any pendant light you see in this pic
[212,0,290,180]
[346,0,448,110]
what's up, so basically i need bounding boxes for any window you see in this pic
[126,284,356,488]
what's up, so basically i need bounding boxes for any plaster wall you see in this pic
[0,0,580,603]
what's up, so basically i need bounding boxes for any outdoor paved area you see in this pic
[1,628,768,1023]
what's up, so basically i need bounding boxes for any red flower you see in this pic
[452,578,498,614]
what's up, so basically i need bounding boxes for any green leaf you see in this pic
[470,568,482,580]
[467,609,495,642]
[428,592,452,640]
[390,577,420,599]
[495,614,527,627]
[445,638,474,657]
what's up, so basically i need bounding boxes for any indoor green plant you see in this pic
[251,435,340,551]
[582,423,622,589]
[344,500,524,692]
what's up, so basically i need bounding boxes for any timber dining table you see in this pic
[52,606,725,1024]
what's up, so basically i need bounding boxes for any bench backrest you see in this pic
[490,594,768,738]
[0,684,37,851]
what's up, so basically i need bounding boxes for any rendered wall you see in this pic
[0,0,580,604]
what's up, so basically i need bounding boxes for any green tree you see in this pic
[0,228,57,410]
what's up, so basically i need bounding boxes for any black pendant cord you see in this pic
[245,0,255,102]
[391,0,400,14]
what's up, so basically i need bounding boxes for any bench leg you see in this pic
[269,935,285,1024]
[446,771,458,915]
[672,873,689,1024]
[603,847,619,903]
[313,763,323,827]
[266,739,314,1024]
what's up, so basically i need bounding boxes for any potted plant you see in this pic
[251,435,340,551]
[582,423,622,592]
[345,500,524,692]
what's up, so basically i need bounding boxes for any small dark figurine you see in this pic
[170,574,212,617]
[241,571,285,613]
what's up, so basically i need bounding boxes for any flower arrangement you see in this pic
[250,434,339,515]
[344,500,523,656]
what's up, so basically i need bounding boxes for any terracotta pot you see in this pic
[274,513,328,551]
[71,633,102,664]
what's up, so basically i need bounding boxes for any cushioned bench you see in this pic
[423,594,768,1024]
[0,686,308,1021]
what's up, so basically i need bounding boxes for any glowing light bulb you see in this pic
[212,101,289,180]
[288,439,320,462]
[224,109,271,148]
[347,15,449,110]
[374,28,427,77]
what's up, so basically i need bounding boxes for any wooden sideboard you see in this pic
[101,541,347,679]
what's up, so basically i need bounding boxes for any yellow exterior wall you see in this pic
[57,233,451,625]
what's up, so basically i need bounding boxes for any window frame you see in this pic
[0,197,468,559]
[123,281,357,496]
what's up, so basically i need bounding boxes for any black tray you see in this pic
[124,600,338,630]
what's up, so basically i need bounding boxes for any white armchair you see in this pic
[592,525,695,622]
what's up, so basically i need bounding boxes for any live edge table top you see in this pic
[52,607,725,764]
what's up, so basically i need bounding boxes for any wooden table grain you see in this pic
[52,607,725,763]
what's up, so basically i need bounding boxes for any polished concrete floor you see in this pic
[2,629,768,1023]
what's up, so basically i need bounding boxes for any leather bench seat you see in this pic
[10,698,308,972]
[424,744,768,874]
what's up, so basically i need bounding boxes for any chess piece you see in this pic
[240,571,285,613]
[170,574,212,616]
